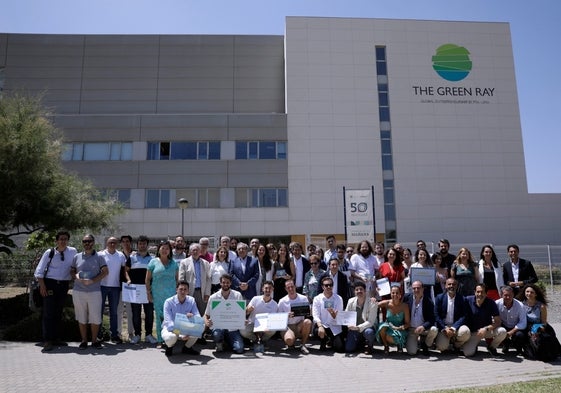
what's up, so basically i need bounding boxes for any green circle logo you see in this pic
[432,44,472,82]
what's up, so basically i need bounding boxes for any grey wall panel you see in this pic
[80,101,157,114]
[227,161,288,187]
[137,161,228,187]
[63,161,141,188]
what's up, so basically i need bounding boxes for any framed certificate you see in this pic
[409,267,436,286]
[253,313,289,332]
[173,314,205,337]
[376,277,391,297]
[121,283,148,304]
[209,299,246,330]
[290,302,310,317]
[336,310,357,326]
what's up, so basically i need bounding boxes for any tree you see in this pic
[0,92,123,251]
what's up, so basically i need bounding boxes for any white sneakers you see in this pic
[129,335,140,344]
[144,335,158,344]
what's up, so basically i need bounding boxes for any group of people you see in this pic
[34,232,558,361]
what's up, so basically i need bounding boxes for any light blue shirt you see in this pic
[163,294,200,331]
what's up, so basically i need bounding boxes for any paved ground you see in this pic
[2,325,561,393]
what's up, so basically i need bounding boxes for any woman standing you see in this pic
[303,255,325,303]
[376,285,410,354]
[145,241,178,346]
[272,243,293,302]
[378,248,405,297]
[210,246,230,294]
[451,247,480,296]
[478,245,504,300]
[431,252,448,296]
[255,244,274,295]
[410,248,435,300]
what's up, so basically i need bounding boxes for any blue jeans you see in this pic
[212,329,244,354]
[100,286,121,338]
[345,327,375,353]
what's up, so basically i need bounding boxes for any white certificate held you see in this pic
[121,283,148,304]
[209,299,246,330]
[376,277,391,297]
[253,312,289,332]
[336,310,357,326]
[173,314,205,338]
[409,267,436,286]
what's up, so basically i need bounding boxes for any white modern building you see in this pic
[1,16,560,245]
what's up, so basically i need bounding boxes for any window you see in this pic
[102,189,131,208]
[145,189,171,208]
[236,188,288,207]
[147,142,220,160]
[63,142,132,161]
[235,141,287,160]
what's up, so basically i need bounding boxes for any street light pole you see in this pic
[178,198,189,237]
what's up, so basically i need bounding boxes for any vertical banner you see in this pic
[344,188,375,244]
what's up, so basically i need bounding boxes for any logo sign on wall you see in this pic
[432,43,472,82]
[344,188,375,244]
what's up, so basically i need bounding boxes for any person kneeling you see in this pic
[162,281,201,357]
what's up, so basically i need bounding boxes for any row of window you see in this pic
[62,141,288,161]
[104,188,288,209]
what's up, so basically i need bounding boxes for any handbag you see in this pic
[28,248,55,310]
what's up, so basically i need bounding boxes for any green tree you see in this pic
[0,92,122,252]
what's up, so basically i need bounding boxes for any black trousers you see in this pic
[42,279,69,342]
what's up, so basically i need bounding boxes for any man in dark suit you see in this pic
[290,242,310,294]
[404,281,438,355]
[434,278,471,352]
[321,258,350,307]
[502,244,538,296]
[228,242,259,300]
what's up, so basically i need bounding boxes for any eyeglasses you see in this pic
[82,240,93,244]
[323,283,333,288]
[310,262,319,265]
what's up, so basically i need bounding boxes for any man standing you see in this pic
[179,243,211,320]
[290,242,310,294]
[373,242,385,268]
[99,236,127,343]
[161,281,201,357]
[119,235,135,340]
[464,283,507,357]
[218,235,237,262]
[125,235,156,344]
[312,276,344,352]
[321,258,350,307]
[434,278,471,352]
[199,237,214,262]
[228,242,259,300]
[278,279,312,354]
[204,274,245,354]
[249,238,260,257]
[350,240,378,296]
[438,239,456,275]
[345,281,378,355]
[503,244,538,296]
[241,280,278,352]
[34,230,77,352]
[323,235,337,266]
[71,234,108,350]
[496,286,527,355]
[172,235,186,261]
[404,281,438,356]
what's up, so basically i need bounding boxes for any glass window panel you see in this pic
[278,188,288,207]
[251,189,259,207]
[72,143,83,160]
[376,61,387,76]
[383,179,394,188]
[235,188,248,207]
[248,142,258,160]
[378,92,388,106]
[208,142,221,159]
[110,143,121,160]
[146,190,160,208]
[170,142,196,160]
[147,142,160,160]
[383,188,394,204]
[261,189,277,207]
[160,142,170,160]
[160,190,170,208]
[378,83,388,92]
[381,139,392,154]
[84,143,110,160]
[207,189,220,208]
[381,155,393,170]
[121,143,132,160]
[384,204,396,221]
[198,142,208,160]
[375,47,386,61]
[380,130,391,139]
[62,143,73,161]
[118,190,131,208]
[277,142,287,159]
[259,141,276,159]
[379,107,390,122]
[197,189,207,207]
[235,142,247,159]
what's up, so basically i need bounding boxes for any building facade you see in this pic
[1,17,560,245]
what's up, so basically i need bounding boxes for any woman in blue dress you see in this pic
[145,241,178,346]
[377,284,410,354]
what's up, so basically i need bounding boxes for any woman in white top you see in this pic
[477,245,504,301]
[210,246,230,294]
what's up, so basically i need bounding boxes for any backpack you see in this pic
[525,324,561,362]
[29,248,55,310]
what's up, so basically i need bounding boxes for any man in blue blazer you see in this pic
[228,242,259,300]
[434,278,471,352]
[404,281,438,355]
[502,244,538,296]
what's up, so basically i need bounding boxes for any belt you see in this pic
[195,288,201,290]
[44,278,70,285]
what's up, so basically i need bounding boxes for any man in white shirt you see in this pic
[312,276,344,352]
[496,285,527,355]
[278,279,312,354]
[241,280,278,353]
[290,242,310,294]
[99,236,126,343]
[434,278,471,352]
[345,281,378,355]
[350,240,379,296]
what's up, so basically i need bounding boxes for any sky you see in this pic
[2,0,560,193]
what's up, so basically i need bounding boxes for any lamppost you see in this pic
[178,198,189,237]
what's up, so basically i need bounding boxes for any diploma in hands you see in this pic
[253,313,289,332]
[173,314,205,337]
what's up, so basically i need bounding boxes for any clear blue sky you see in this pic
[2,0,560,193]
